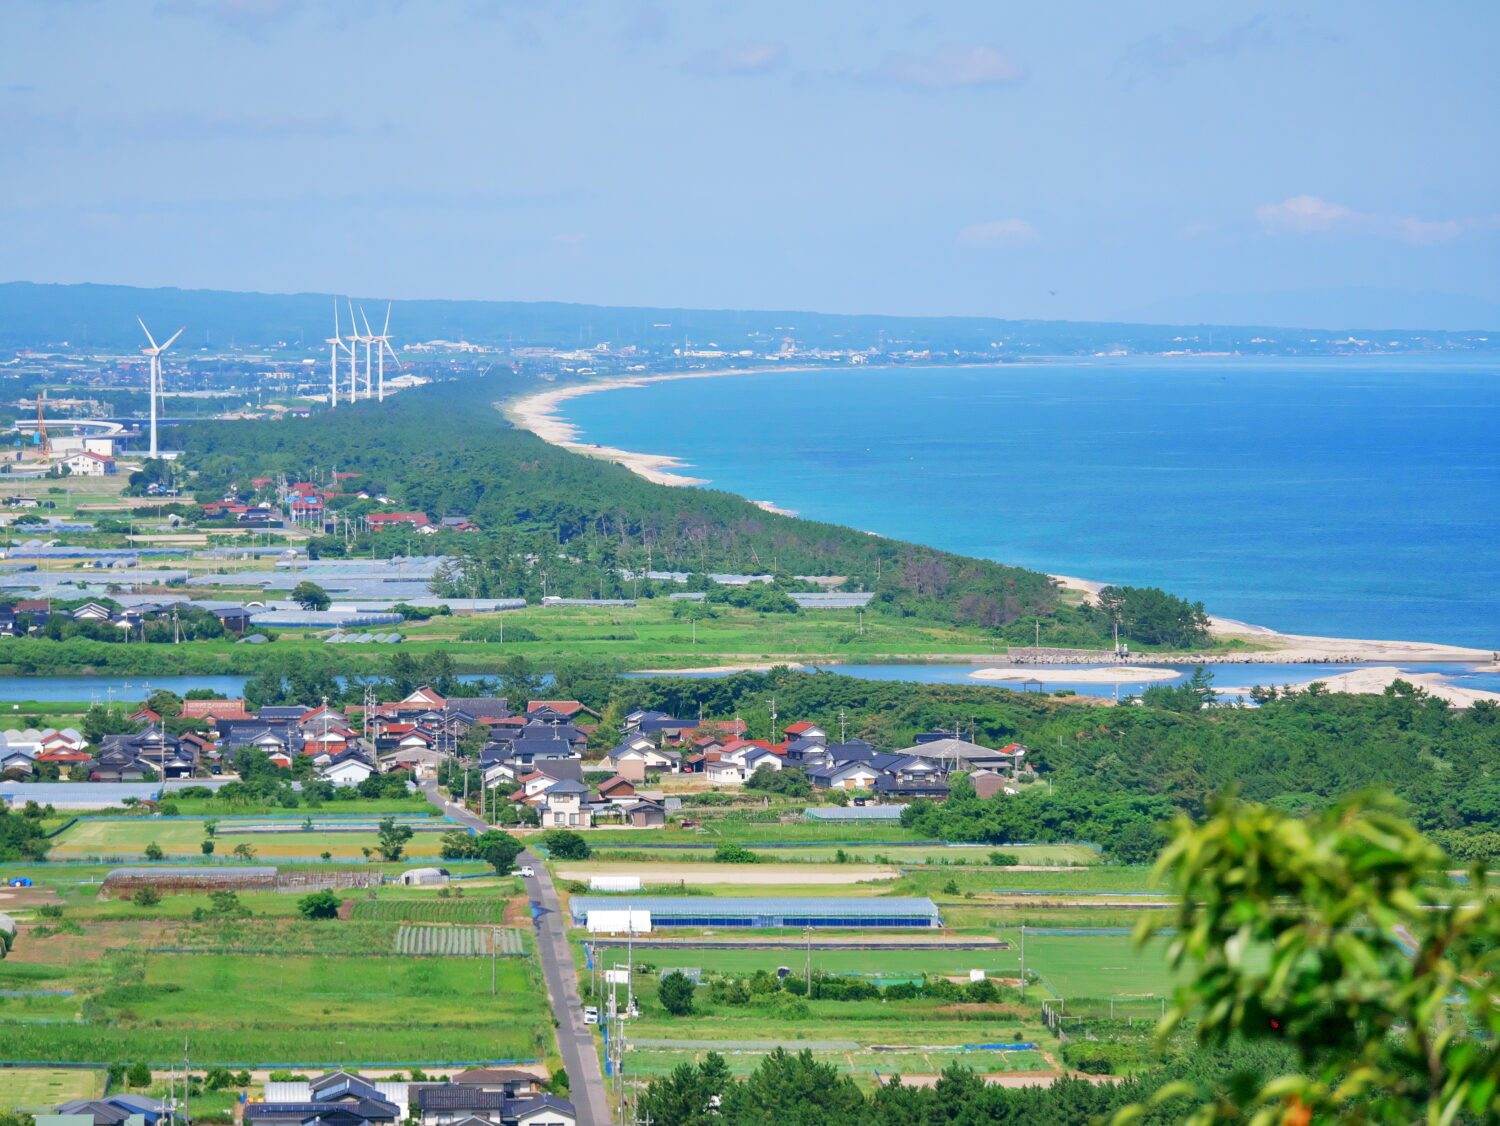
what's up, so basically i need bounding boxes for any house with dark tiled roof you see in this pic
[415,1085,575,1126]
[538,778,593,828]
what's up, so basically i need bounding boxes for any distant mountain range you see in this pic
[0,280,1494,353]
[1129,287,1500,333]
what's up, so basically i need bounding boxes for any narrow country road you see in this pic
[419,780,616,1126]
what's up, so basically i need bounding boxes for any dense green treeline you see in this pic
[637,1042,1296,1126]
[626,667,1500,857]
[173,377,1098,632]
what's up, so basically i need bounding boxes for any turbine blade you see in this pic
[347,298,358,337]
[333,299,341,335]
[359,305,373,336]
[136,316,160,351]
[160,327,185,351]
[383,339,404,368]
[382,301,391,335]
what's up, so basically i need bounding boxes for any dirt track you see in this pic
[557,862,900,885]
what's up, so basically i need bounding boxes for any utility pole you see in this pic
[1019,924,1026,1002]
[804,926,813,995]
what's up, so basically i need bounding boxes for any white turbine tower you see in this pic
[326,301,343,407]
[357,306,376,399]
[344,299,363,401]
[371,302,399,402]
[136,317,185,458]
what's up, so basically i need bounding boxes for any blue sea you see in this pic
[560,356,1500,649]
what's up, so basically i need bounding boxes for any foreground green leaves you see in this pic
[1118,793,1500,1126]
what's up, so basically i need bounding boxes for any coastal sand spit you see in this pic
[1266,666,1500,707]
[970,665,1180,684]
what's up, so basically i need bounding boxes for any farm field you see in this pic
[0,952,550,1065]
[354,898,517,924]
[1014,931,1188,1000]
[49,818,446,860]
[623,1045,1050,1080]
[583,823,926,846]
[618,979,1053,1080]
[592,945,1018,981]
[720,843,1100,866]
[890,866,1165,898]
[0,1067,104,1109]
[394,925,526,955]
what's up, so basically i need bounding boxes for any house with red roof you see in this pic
[783,721,827,742]
[180,698,251,723]
[58,451,117,477]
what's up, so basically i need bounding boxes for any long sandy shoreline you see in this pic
[502,368,1497,671]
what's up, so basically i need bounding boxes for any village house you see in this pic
[57,451,118,476]
[537,778,593,828]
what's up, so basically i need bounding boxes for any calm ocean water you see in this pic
[559,356,1500,648]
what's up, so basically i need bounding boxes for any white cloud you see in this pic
[1255,195,1496,245]
[1255,194,1357,235]
[877,45,1024,89]
[957,219,1037,248]
[685,42,784,76]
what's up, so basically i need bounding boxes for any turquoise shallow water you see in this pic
[558,355,1500,649]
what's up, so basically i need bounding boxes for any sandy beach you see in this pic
[502,367,791,486]
[1249,666,1500,707]
[502,369,1497,671]
[1045,575,1492,664]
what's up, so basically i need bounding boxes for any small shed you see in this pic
[398,866,451,886]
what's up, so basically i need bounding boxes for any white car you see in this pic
[519,865,535,878]
[582,1006,599,1025]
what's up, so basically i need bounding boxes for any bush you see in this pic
[131,887,160,907]
[297,890,341,919]
[201,839,215,855]
[989,851,1020,866]
[127,1062,151,1087]
[539,829,591,860]
[659,971,696,1016]
[144,841,164,861]
[156,801,180,816]
[712,842,760,864]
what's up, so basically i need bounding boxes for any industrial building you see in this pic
[569,895,942,930]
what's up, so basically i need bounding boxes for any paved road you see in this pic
[419,781,616,1126]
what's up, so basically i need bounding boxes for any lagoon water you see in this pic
[560,356,1500,648]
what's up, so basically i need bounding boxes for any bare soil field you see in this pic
[556,861,900,885]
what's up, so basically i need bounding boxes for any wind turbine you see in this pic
[137,317,185,458]
[357,306,376,400]
[371,302,399,402]
[344,299,363,401]
[326,300,343,407]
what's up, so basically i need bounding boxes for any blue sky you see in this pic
[3,0,1496,327]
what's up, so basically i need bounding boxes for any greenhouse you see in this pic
[570,896,942,929]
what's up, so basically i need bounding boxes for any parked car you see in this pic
[519,865,535,878]
[582,1006,599,1025]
